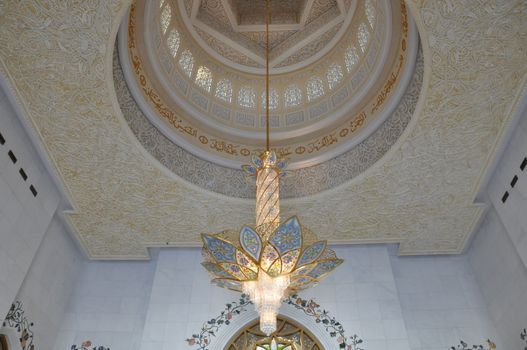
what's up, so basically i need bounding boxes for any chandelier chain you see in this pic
[265,0,270,151]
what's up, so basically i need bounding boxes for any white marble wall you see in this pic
[468,109,527,349]
[486,108,527,268]
[136,245,498,350]
[469,208,527,350]
[9,216,82,350]
[54,256,158,350]
[0,83,62,320]
[390,250,499,350]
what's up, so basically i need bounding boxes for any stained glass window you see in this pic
[215,79,233,103]
[167,30,180,57]
[160,4,171,34]
[238,86,256,108]
[306,76,325,101]
[344,46,358,73]
[365,0,376,27]
[261,88,279,110]
[226,317,321,350]
[284,85,302,107]
[327,63,343,89]
[358,23,370,52]
[195,66,213,92]
[178,50,194,77]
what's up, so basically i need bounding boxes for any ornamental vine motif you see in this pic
[449,339,496,350]
[186,294,251,348]
[285,294,364,350]
[71,340,110,350]
[521,328,526,350]
[2,301,35,350]
[185,294,364,350]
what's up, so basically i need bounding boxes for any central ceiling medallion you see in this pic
[200,0,343,336]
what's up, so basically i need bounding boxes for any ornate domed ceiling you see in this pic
[119,0,419,176]
[1,0,525,259]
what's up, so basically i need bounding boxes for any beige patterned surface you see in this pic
[0,1,526,258]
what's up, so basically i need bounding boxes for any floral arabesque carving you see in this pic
[2,301,35,350]
[186,294,364,350]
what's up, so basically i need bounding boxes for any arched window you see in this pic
[178,50,194,77]
[225,317,322,350]
[358,23,370,52]
[195,66,213,92]
[327,63,343,90]
[160,4,171,34]
[365,0,376,27]
[344,46,358,73]
[261,88,279,110]
[215,79,233,103]
[238,86,256,108]
[167,29,180,57]
[306,76,325,102]
[284,85,302,107]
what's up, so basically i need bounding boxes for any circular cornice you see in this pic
[113,39,423,198]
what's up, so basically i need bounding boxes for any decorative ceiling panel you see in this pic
[0,0,525,258]
[187,0,349,73]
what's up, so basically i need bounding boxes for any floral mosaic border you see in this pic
[71,341,110,350]
[449,340,496,350]
[2,301,35,350]
[186,294,364,350]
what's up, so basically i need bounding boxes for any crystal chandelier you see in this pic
[200,0,343,336]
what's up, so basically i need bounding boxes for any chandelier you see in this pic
[200,0,343,336]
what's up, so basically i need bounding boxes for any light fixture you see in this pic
[200,0,343,336]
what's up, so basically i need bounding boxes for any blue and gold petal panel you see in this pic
[261,244,280,271]
[268,151,277,164]
[220,263,249,280]
[241,164,257,176]
[202,234,237,263]
[281,249,300,274]
[252,154,263,168]
[290,262,317,278]
[236,250,259,272]
[277,160,287,170]
[297,241,326,267]
[212,278,243,292]
[306,259,343,280]
[268,258,282,277]
[202,262,234,279]
[239,265,258,279]
[240,226,262,262]
[269,216,302,255]
[289,276,317,290]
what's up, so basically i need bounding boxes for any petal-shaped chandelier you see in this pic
[200,0,343,336]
